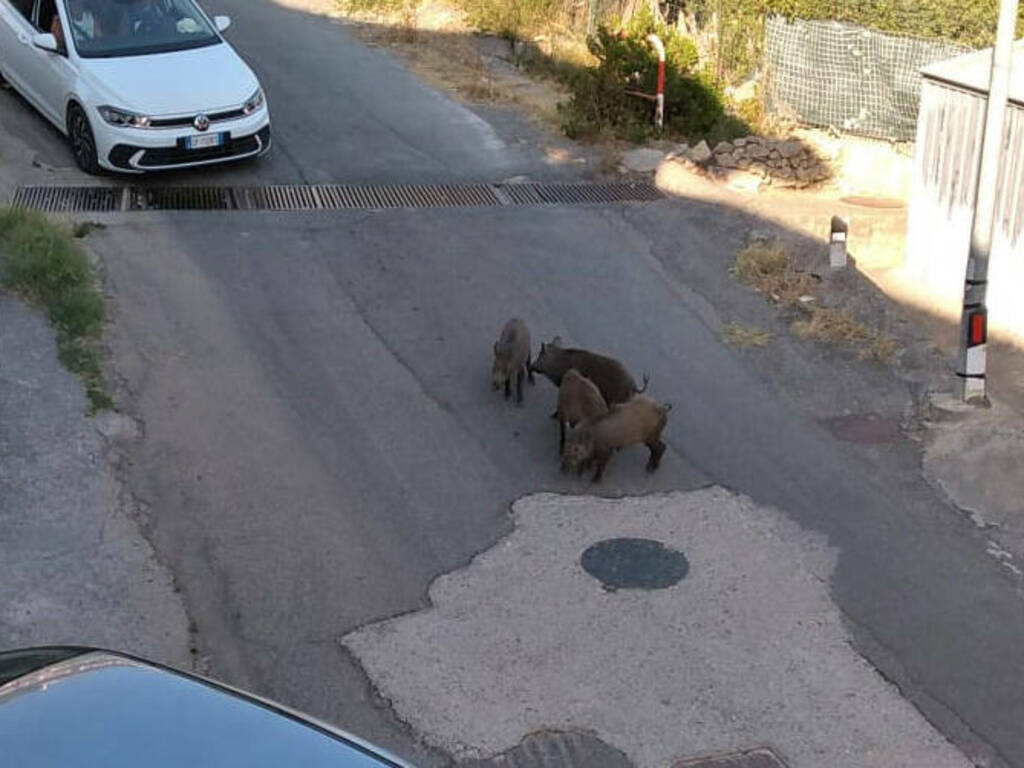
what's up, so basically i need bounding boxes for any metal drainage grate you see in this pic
[131,186,235,210]
[11,182,662,213]
[11,186,123,213]
[502,182,665,206]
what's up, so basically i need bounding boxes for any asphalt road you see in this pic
[3,1,1024,766]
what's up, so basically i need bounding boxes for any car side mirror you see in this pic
[32,32,59,53]
[214,15,231,32]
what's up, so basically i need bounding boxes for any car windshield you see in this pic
[62,0,220,58]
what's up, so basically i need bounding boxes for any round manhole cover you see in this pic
[581,538,689,591]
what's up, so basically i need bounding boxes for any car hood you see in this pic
[79,43,259,116]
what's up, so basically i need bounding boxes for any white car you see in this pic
[0,0,270,173]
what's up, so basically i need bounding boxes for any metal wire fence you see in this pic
[762,15,969,140]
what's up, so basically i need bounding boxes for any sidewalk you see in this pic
[0,294,191,664]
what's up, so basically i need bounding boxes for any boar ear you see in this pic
[551,336,563,346]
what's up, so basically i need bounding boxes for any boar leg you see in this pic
[558,419,566,456]
[646,440,666,472]
[504,376,511,400]
[526,358,536,385]
[591,450,612,483]
[515,369,525,405]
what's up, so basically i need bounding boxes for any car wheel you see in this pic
[67,103,102,175]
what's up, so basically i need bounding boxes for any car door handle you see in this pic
[18,32,30,44]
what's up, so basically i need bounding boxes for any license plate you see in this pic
[185,133,224,150]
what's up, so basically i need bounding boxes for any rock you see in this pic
[796,166,816,182]
[776,140,803,159]
[737,158,752,169]
[733,137,748,147]
[716,153,739,168]
[747,144,770,159]
[621,147,666,173]
[687,140,712,164]
[744,135,764,144]
[713,141,734,155]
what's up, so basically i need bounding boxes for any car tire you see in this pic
[67,103,102,175]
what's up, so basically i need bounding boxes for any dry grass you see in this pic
[720,322,773,348]
[733,241,817,307]
[733,239,900,363]
[791,307,898,361]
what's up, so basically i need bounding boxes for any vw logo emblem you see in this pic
[194,114,210,132]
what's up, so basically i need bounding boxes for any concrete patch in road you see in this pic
[342,489,970,768]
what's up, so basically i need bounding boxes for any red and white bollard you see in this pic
[646,33,665,130]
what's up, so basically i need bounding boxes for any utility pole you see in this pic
[955,0,1019,403]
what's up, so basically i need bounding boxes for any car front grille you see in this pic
[148,108,247,128]
[108,126,269,170]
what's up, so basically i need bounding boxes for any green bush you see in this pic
[0,208,111,412]
[560,8,748,142]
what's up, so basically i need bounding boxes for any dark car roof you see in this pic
[0,647,409,768]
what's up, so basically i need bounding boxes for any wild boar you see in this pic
[491,318,534,405]
[552,369,608,457]
[562,396,672,482]
[530,336,647,406]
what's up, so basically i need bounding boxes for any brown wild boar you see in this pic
[562,396,672,482]
[553,369,608,457]
[530,336,647,406]
[491,318,534,405]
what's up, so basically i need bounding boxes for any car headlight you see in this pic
[242,88,265,115]
[97,106,152,128]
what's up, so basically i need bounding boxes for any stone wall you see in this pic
[668,136,832,190]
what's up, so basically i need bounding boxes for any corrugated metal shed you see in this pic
[904,41,1024,338]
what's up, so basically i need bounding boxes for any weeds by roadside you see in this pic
[733,239,897,362]
[0,208,112,412]
[792,308,899,362]
[733,240,816,306]
[721,322,773,347]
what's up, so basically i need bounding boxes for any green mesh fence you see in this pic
[763,15,969,140]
